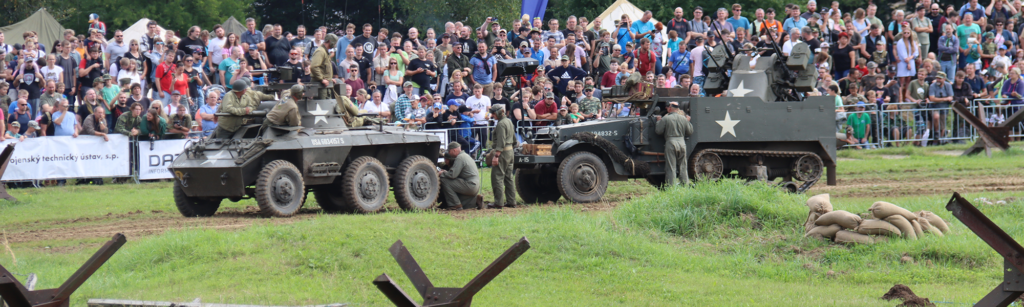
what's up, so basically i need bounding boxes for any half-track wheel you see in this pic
[340,156,389,213]
[691,150,724,180]
[515,169,562,204]
[173,180,222,217]
[392,155,439,210]
[255,160,306,217]
[556,151,608,203]
[792,154,823,182]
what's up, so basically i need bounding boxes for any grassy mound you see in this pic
[614,179,806,238]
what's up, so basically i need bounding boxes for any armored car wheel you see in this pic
[691,150,724,180]
[646,174,667,190]
[393,155,439,210]
[556,151,608,203]
[340,156,389,213]
[792,154,823,182]
[515,170,561,204]
[173,180,222,217]
[313,180,347,213]
[255,160,306,217]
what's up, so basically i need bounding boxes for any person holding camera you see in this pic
[615,15,635,54]
[166,103,194,139]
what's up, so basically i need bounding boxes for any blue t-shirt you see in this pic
[199,104,218,135]
[631,20,656,42]
[218,58,239,88]
[616,28,633,54]
[469,56,496,85]
[668,50,690,74]
[52,111,77,136]
[726,16,751,33]
[783,17,808,34]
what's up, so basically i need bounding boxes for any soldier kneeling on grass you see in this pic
[437,142,484,210]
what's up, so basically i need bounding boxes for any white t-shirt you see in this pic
[690,46,705,77]
[40,66,64,83]
[118,69,142,87]
[361,101,389,114]
[208,37,226,65]
[782,40,802,56]
[465,95,490,123]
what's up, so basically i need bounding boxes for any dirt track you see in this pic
[7,174,1021,246]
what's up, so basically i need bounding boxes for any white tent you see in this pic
[587,0,667,59]
[588,0,663,35]
[122,18,178,48]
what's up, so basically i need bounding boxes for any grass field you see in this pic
[0,144,1022,306]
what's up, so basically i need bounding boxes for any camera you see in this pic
[173,119,182,128]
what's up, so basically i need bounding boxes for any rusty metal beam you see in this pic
[0,144,17,201]
[945,193,1024,307]
[955,104,1023,156]
[374,237,530,307]
[0,234,125,307]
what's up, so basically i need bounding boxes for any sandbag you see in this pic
[805,224,842,239]
[911,219,924,238]
[815,210,862,229]
[835,230,875,244]
[916,211,950,234]
[925,223,945,237]
[856,219,902,237]
[885,215,917,240]
[869,201,918,222]
[805,212,822,233]
[806,194,834,214]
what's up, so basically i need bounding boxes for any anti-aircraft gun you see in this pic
[512,39,837,204]
[168,69,442,218]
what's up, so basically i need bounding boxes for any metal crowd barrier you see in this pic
[838,101,997,149]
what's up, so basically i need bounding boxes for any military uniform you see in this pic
[655,108,694,186]
[217,82,276,138]
[489,105,516,207]
[579,96,601,118]
[266,98,301,126]
[310,36,335,84]
[114,112,142,136]
[439,145,480,209]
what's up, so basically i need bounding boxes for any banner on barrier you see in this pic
[139,139,190,180]
[1,135,130,181]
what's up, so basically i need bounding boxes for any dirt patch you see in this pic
[810,176,1024,198]
[881,284,935,307]
[880,155,909,159]
[932,151,962,157]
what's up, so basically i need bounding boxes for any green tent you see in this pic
[222,16,246,38]
[0,8,66,48]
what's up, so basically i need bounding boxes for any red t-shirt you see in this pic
[155,63,176,93]
[634,48,655,77]
[172,72,189,97]
[601,71,618,88]
[534,101,559,125]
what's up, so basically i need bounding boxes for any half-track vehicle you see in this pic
[169,69,441,217]
[514,39,837,203]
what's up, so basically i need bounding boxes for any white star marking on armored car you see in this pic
[716,111,740,138]
[729,80,753,97]
[309,103,330,125]
[201,151,231,165]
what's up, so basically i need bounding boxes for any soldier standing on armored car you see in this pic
[311,34,337,87]
[655,101,693,186]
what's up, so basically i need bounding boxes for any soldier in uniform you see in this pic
[488,104,516,208]
[266,84,304,126]
[216,79,276,138]
[311,34,338,87]
[655,101,693,186]
[438,142,482,210]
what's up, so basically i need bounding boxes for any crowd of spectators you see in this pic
[3,0,1024,161]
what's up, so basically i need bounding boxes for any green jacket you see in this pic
[491,117,514,152]
[334,96,364,127]
[219,90,275,132]
[310,45,333,82]
[140,116,167,140]
[655,111,693,139]
[440,152,479,187]
[114,112,142,136]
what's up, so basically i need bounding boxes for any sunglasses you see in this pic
[734,9,741,11]
[185,59,194,62]
[390,62,397,65]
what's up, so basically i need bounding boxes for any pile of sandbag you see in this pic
[802,194,951,245]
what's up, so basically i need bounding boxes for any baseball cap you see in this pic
[559,106,568,111]
[433,102,443,109]
[585,85,594,91]
[545,92,555,99]
[171,90,182,96]
[519,27,530,33]
[520,41,529,47]
[999,44,1008,50]
[27,121,40,130]
[936,71,947,79]
[560,55,569,61]
[856,101,866,106]
[10,122,20,128]
[89,13,99,22]
[249,44,258,51]
[403,81,414,88]
[838,32,849,39]
[441,33,451,39]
